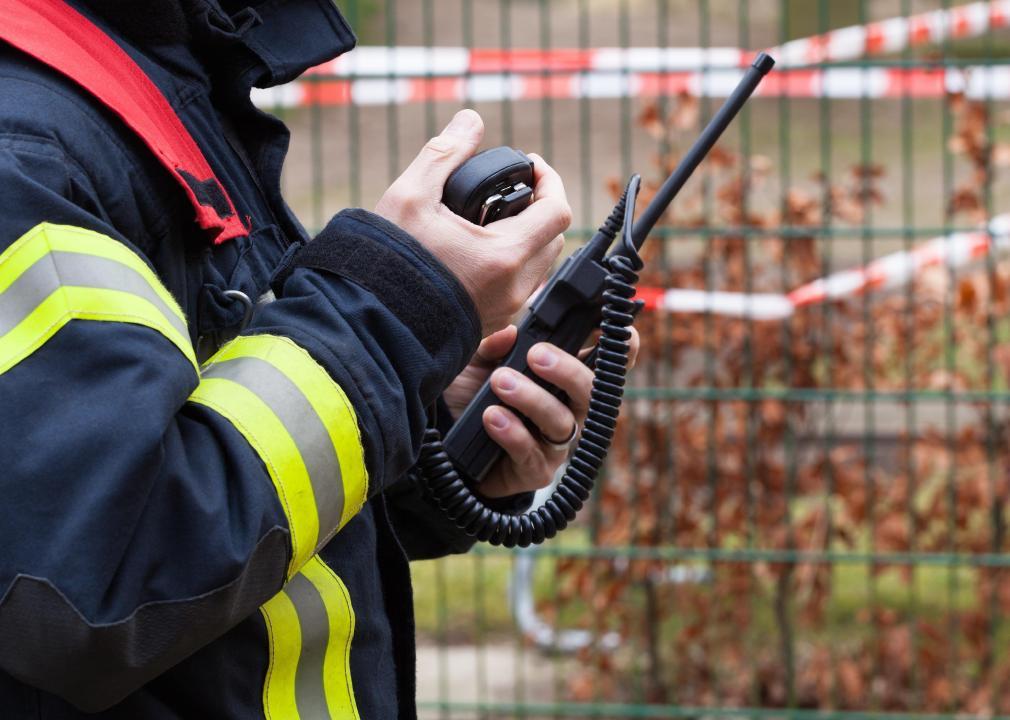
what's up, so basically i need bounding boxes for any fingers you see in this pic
[528,153,567,204]
[628,326,641,368]
[472,325,518,368]
[396,109,485,197]
[528,343,594,418]
[490,367,577,444]
[578,327,641,370]
[495,154,572,248]
[482,406,555,491]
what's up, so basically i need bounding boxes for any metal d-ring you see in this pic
[223,289,254,332]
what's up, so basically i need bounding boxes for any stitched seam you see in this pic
[0,75,181,240]
[53,224,188,324]
[0,75,147,187]
[0,529,289,624]
[318,560,360,720]
[0,134,87,191]
[260,606,277,720]
[1,305,194,376]
[246,329,373,512]
[345,211,479,337]
[314,0,350,38]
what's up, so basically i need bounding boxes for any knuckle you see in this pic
[555,201,574,230]
[551,408,575,436]
[489,252,521,277]
[534,197,571,228]
[423,135,455,158]
[506,289,527,315]
[382,186,418,216]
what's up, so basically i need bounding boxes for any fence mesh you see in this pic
[267,1,1010,717]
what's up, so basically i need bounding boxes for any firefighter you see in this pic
[0,0,637,717]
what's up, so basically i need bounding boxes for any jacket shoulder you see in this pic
[0,43,188,250]
[0,44,130,159]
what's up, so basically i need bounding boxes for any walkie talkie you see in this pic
[419,53,776,548]
[443,146,534,225]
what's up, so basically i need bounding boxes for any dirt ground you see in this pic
[415,642,562,718]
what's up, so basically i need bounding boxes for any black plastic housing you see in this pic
[439,52,776,487]
[442,245,608,484]
[442,147,534,225]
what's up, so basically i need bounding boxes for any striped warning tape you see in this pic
[312,1,1010,77]
[632,215,1010,319]
[252,65,1010,107]
[249,0,1010,107]
[769,0,1010,67]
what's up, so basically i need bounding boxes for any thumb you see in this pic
[472,325,518,367]
[398,109,484,196]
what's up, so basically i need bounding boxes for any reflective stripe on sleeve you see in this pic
[260,555,359,720]
[188,334,369,577]
[0,222,194,374]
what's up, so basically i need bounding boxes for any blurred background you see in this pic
[264,1,1010,717]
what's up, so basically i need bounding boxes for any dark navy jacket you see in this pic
[0,1,485,717]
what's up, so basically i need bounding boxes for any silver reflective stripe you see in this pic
[0,251,187,339]
[286,573,332,720]
[202,356,345,537]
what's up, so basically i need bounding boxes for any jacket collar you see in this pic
[78,0,357,89]
[233,1,357,87]
[186,0,356,87]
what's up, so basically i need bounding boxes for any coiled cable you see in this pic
[417,176,643,547]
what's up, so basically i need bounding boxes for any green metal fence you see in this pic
[270,1,1010,717]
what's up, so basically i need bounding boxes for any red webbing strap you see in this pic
[0,0,247,244]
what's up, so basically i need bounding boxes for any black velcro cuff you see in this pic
[273,209,480,355]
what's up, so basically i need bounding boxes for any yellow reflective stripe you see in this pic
[260,588,303,720]
[0,222,187,328]
[301,556,359,720]
[188,377,319,577]
[0,223,195,375]
[259,556,359,720]
[210,334,369,529]
[0,286,195,376]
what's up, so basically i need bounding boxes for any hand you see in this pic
[375,109,572,336]
[443,325,641,499]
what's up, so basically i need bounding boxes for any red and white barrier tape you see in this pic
[252,65,1010,107]
[249,0,1010,107]
[634,214,1010,319]
[312,1,1010,78]
[770,0,1010,67]
[318,46,747,78]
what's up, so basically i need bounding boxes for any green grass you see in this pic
[412,547,980,641]
[412,552,515,642]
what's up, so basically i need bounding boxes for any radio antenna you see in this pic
[629,52,776,250]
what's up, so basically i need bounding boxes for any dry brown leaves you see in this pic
[547,97,1010,712]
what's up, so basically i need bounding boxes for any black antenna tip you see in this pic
[752,52,776,74]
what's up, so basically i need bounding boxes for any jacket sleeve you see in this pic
[0,138,481,711]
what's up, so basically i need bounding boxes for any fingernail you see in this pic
[488,408,509,430]
[443,109,478,139]
[531,346,557,368]
[496,372,517,392]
